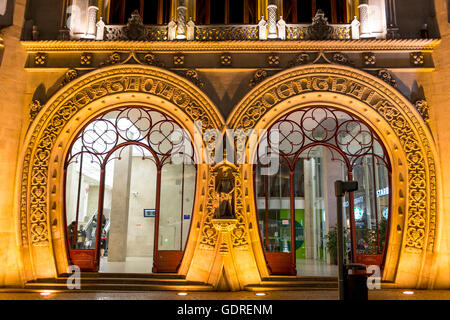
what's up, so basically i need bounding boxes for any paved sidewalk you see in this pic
[0,289,449,300]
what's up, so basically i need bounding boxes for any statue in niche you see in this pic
[214,166,236,219]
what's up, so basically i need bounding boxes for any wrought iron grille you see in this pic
[66,106,195,168]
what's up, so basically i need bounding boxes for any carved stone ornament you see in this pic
[249,69,268,87]
[200,165,248,250]
[332,53,352,66]
[174,54,185,65]
[410,52,424,66]
[124,10,146,41]
[143,53,162,67]
[415,100,430,123]
[307,9,333,40]
[60,69,79,87]
[34,52,48,66]
[268,54,279,65]
[221,54,232,66]
[80,52,93,66]
[29,100,43,122]
[288,53,310,67]
[185,69,204,88]
[363,52,376,66]
[377,69,397,87]
[101,52,122,66]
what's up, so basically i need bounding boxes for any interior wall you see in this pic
[126,156,157,257]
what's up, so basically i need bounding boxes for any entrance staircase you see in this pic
[244,276,338,291]
[25,273,215,292]
[24,273,337,292]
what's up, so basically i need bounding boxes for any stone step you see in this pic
[29,277,205,286]
[61,272,184,279]
[25,281,215,292]
[261,276,337,282]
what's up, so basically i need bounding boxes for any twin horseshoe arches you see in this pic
[17,63,439,288]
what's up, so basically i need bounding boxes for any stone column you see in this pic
[176,0,187,39]
[85,3,99,39]
[108,147,133,262]
[358,0,371,38]
[267,1,278,39]
[385,0,399,39]
[323,148,344,264]
[304,159,315,260]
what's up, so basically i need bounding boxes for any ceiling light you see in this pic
[255,292,267,296]
[177,292,188,296]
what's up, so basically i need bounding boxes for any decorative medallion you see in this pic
[80,53,93,66]
[174,54,185,66]
[363,52,376,66]
[221,54,232,66]
[377,69,397,87]
[288,53,310,67]
[410,52,424,66]
[268,54,280,66]
[100,52,122,66]
[34,53,48,66]
[60,69,79,87]
[249,69,268,87]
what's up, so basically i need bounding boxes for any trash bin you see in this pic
[345,263,368,300]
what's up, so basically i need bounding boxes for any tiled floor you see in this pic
[98,257,337,276]
[296,259,338,277]
[99,256,153,273]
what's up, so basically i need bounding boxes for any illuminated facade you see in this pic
[0,0,449,291]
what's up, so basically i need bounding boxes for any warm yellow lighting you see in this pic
[402,291,414,295]
[177,292,188,296]
[255,292,266,296]
[40,290,54,296]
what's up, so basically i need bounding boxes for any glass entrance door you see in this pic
[64,107,196,273]
[255,106,392,276]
